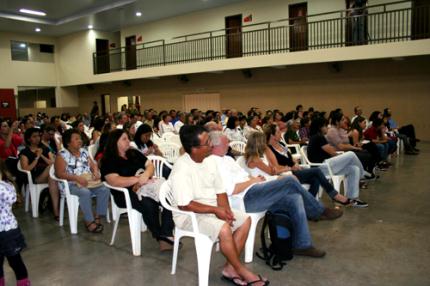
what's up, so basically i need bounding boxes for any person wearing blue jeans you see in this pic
[210,131,343,257]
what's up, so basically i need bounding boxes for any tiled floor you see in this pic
[4,143,430,286]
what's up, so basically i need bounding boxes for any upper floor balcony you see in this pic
[92,0,430,75]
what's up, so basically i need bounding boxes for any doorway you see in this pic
[125,35,137,70]
[412,0,430,40]
[100,94,110,115]
[95,39,110,74]
[289,3,308,51]
[225,14,243,58]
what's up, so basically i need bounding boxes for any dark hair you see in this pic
[62,129,81,149]
[383,108,391,118]
[40,124,56,133]
[180,125,207,154]
[24,127,41,146]
[300,117,310,128]
[330,111,343,126]
[101,129,128,166]
[369,111,381,123]
[134,124,153,148]
[372,118,384,128]
[92,117,105,131]
[226,116,238,130]
[263,124,277,143]
[309,116,328,136]
[0,159,14,185]
[296,104,303,111]
[351,116,366,140]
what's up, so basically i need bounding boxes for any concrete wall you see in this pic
[76,55,430,140]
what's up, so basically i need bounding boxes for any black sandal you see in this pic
[86,221,103,233]
[247,275,269,286]
[332,198,351,206]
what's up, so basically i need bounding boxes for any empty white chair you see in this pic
[229,141,246,154]
[158,142,181,164]
[147,155,173,179]
[17,160,48,218]
[159,181,215,286]
[104,182,147,256]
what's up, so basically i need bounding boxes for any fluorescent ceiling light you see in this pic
[19,43,26,48]
[88,25,93,29]
[19,8,46,16]
[35,27,41,32]
[136,12,142,17]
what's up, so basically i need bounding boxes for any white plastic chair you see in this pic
[159,182,215,286]
[49,165,80,234]
[300,146,345,196]
[147,155,173,179]
[103,182,147,256]
[158,142,181,164]
[17,160,48,218]
[229,141,246,154]
[88,144,98,160]
[286,144,303,163]
[229,194,266,263]
[161,132,181,146]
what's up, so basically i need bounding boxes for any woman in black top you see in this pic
[264,124,350,205]
[100,129,174,251]
[19,128,60,218]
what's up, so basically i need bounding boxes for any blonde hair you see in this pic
[245,132,267,163]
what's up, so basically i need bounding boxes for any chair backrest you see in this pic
[235,156,251,174]
[161,132,181,145]
[147,155,173,179]
[88,144,97,160]
[49,165,70,197]
[300,145,312,165]
[151,133,163,146]
[17,160,34,186]
[103,182,134,213]
[158,142,181,163]
[229,141,246,154]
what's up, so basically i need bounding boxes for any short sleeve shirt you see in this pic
[326,127,349,149]
[211,155,251,196]
[20,146,51,180]
[101,149,148,180]
[0,181,18,232]
[58,148,91,176]
[307,134,331,163]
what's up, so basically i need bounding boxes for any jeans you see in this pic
[376,143,389,160]
[243,176,324,249]
[320,151,363,199]
[69,183,110,222]
[293,168,338,199]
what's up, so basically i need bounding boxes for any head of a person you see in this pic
[134,124,153,148]
[0,158,13,183]
[169,109,177,118]
[238,115,247,129]
[309,116,328,136]
[103,129,130,161]
[72,120,85,133]
[354,106,363,116]
[24,127,41,146]
[162,114,172,123]
[383,108,392,118]
[296,104,303,113]
[204,121,222,132]
[248,115,259,128]
[264,124,281,144]
[330,111,344,128]
[372,118,384,128]
[244,131,267,161]
[40,124,56,141]
[0,120,10,135]
[177,112,185,123]
[209,131,229,157]
[226,116,239,130]
[301,117,311,128]
[273,110,283,121]
[179,125,211,163]
[351,116,366,131]
[369,111,382,123]
[22,116,35,130]
[62,129,82,151]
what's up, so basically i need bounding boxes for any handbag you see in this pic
[76,173,103,189]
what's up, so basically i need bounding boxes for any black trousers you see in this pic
[353,150,376,174]
[0,253,28,280]
[399,124,417,147]
[111,188,174,239]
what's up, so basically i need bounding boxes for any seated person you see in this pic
[20,128,59,220]
[40,124,58,155]
[158,114,175,136]
[299,117,311,143]
[243,115,263,140]
[307,116,368,208]
[384,108,419,152]
[284,119,306,145]
[0,120,23,180]
[55,129,110,233]
[169,125,268,286]
[101,129,174,250]
[264,124,349,205]
[364,118,398,159]
[72,120,90,147]
[132,124,163,157]
[210,132,343,258]
[224,116,247,143]
[326,111,377,177]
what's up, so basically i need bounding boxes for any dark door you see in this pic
[289,3,308,51]
[95,39,110,74]
[0,89,17,120]
[412,0,430,40]
[125,35,137,70]
[225,14,242,58]
[345,0,368,46]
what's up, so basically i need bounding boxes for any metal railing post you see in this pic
[210,32,213,60]
[268,23,271,54]
[163,40,166,65]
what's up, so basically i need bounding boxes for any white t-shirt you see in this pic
[174,120,184,133]
[159,121,175,136]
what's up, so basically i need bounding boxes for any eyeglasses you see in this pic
[195,139,211,148]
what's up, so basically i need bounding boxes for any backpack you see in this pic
[256,211,294,270]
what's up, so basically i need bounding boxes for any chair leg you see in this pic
[24,186,30,212]
[68,199,79,234]
[194,236,214,286]
[244,215,261,263]
[110,212,121,246]
[129,211,142,256]
[30,187,40,218]
[171,230,184,275]
[59,197,65,226]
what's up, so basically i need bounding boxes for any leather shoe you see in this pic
[319,207,343,221]
[293,247,326,258]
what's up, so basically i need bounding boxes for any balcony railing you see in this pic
[93,0,430,74]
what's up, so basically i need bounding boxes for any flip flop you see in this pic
[247,275,270,286]
[221,274,246,286]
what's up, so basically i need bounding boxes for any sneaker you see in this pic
[351,199,368,208]
[319,207,343,220]
[293,247,326,258]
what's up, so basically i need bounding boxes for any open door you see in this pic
[289,3,308,51]
[125,35,137,70]
[0,89,17,120]
[225,15,243,58]
[96,39,110,74]
[412,0,430,40]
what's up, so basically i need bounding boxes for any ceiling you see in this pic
[0,0,246,37]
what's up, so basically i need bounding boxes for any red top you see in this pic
[0,134,23,160]
[363,126,379,141]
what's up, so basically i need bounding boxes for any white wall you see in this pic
[0,32,57,92]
